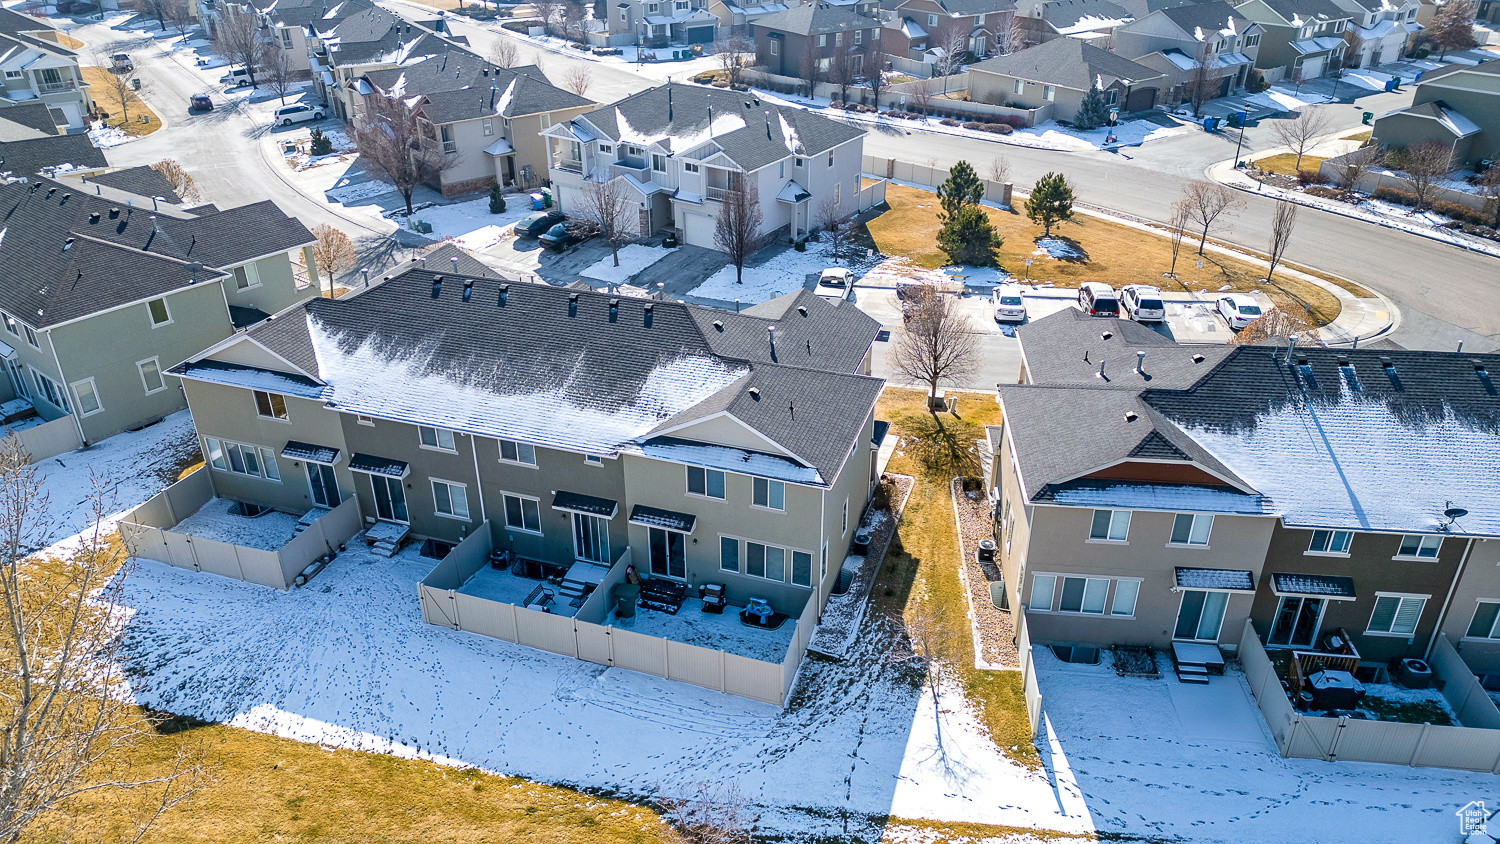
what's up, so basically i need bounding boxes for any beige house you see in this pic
[0,9,92,130]
[1113,2,1263,107]
[966,37,1164,118]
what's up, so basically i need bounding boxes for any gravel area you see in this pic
[808,473,915,659]
[953,478,1019,669]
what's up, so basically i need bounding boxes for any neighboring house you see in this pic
[309,6,461,122]
[750,4,886,78]
[357,54,594,196]
[169,265,884,632]
[263,0,377,74]
[988,308,1500,672]
[1012,0,1135,47]
[606,0,720,47]
[542,83,867,249]
[0,175,319,444]
[1114,2,1263,104]
[965,37,1165,117]
[882,0,1018,63]
[1234,0,1354,81]
[0,8,92,130]
[705,0,790,38]
[1332,0,1420,67]
[0,103,108,177]
[1371,58,1499,165]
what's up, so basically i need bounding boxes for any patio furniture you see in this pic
[523,583,556,613]
[739,598,789,630]
[638,577,687,614]
[701,583,726,614]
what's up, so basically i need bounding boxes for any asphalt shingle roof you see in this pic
[968,37,1162,90]
[0,102,58,138]
[1016,308,1231,389]
[1155,1,1253,37]
[753,4,882,35]
[375,57,592,122]
[87,166,182,203]
[1249,0,1351,24]
[0,134,105,178]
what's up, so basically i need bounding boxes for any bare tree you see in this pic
[1184,41,1217,118]
[149,159,200,202]
[1431,0,1477,58]
[561,0,589,42]
[986,155,1009,185]
[1269,108,1334,171]
[655,781,755,844]
[886,598,957,716]
[1476,157,1500,228]
[576,178,637,267]
[1399,140,1454,211]
[309,223,356,283]
[1264,199,1298,284]
[531,0,566,36]
[865,37,888,109]
[354,93,450,216]
[0,441,204,842]
[933,24,968,92]
[714,36,755,87]
[133,0,168,30]
[714,179,764,284]
[797,44,822,98]
[892,293,981,402]
[1178,180,1245,254]
[826,48,856,104]
[815,196,853,260]
[1166,200,1190,279]
[164,0,193,39]
[907,76,935,114]
[212,6,269,88]
[1332,143,1384,190]
[1289,63,1307,94]
[93,52,134,124]
[561,64,592,97]
[263,47,296,105]
[489,37,520,68]
[1228,306,1319,346]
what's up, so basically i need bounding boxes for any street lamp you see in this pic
[1233,116,1247,168]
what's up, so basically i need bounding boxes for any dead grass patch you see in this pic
[1254,153,1328,176]
[81,66,162,137]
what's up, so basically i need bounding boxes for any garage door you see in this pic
[684,211,715,247]
[1124,86,1156,112]
[1299,56,1325,80]
[687,25,714,44]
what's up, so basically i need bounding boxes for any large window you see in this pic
[1089,509,1130,541]
[499,438,536,465]
[1368,594,1426,636]
[71,378,102,416]
[147,298,171,326]
[1467,602,1500,640]
[1030,574,1056,611]
[572,513,609,563]
[752,477,784,510]
[1058,576,1109,614]
[686,465,725,499]
[137,357,165,394]
[502,493,541,533]
[254,390,288,421]
[1029,573,1136,615]
[723,536,810,587]
[1170,513,1214,546]
[1269,596,1325,647]
[205,437,280,481]
[431,479,470,520]
[1308,529,1353,555]
[231,265,257,290]
[1174,590,1229,641]
[1397,534,1442,559]
[649,527,686,579]
[420,425,456,451]
[371,474,408,523]
[31,370,70,412]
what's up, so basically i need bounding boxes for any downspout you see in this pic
[1425,537,1476,661]
[44,329,87,447]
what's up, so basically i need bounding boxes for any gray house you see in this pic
[1113,2,1263,105]
[0,174,318,445]
[965,37,1165,118]
[1233,0,1353,81]
[1371,59,1499,166]
[171,266,884,620]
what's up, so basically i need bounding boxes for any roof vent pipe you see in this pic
[1135,350,1145,373]
[462,279,473,302]
[1457,340,1464,353]
[1097,359,1107,380]
[361,267,370,286]
[767,324,776,354]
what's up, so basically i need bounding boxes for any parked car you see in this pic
[273,104,326,126]
[189,93,214,112]
[815,268,854,302]
[1119,285,1166,323]
[110,53,133,72]
[1077,282,1119,317]
[1217,293,1263,330]
[515,210,565,239]
[219,67,256,88]
[991,284,1027,323]
[538,222,586,252]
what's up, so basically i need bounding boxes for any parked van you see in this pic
[219,67,257,88]
[1078,282,1119,317]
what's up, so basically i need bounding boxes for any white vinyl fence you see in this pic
[1017,610,1042,738]
[5,415,82,465]
[864,155,1014,207]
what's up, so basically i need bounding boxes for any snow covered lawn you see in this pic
[580,244,672,284]
[404,197,535,247]
[615,597,796,663]
[688,239,878,304]
[326,179,398,204]
[88,124,134,148]
[1032,237,1084,260]
[170,497,300,551]
[1006,117,1189,152]
[282,125,357,171]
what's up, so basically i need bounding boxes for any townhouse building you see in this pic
[262,0,377,74]
[1012,0,1134,47]
[308,5,460,122]
[965,37,1164,116]
[0,102,107,177]
[542,83,866,249]
[882,0,1018,63]
[0,8,92,130]
[988,310,1500,678]
[750,4,886,77]
[1371,58,1498,166]
[1114,1,1263,105]
[606,0,721,47]
[1234,0,1354,80]
[1332,0,1420,67]
[705,0,791,38]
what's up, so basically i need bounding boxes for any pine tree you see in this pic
[1074,84,1109,131]
[489,181,507,214]
[937,160,984,223]
[1026,172,1075,236]
[309,127,333,156]
[937,204,1004,266]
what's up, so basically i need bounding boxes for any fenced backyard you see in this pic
[418,522,818,706]
[3,413,82,465]
[864,155,1014,207]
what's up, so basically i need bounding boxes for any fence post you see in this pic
[448,589,461,630]
[885,158,894,179]
[1283,714,1300,758]
[1413,722,1433,768]
[1326,716,1347,762]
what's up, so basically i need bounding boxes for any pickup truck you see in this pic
[110,53,133,72]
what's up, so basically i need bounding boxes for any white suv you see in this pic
[274,104,326,126]
[1120,285,1166,323]
[991,284,1027,323]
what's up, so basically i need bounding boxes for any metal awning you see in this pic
[775,179,811,203]
[483,137,515,156]
[552,490,618,518]
[629,504,696,534]
[0,339,13,358]
[282,440,340,464]
[872,419,890,448]
[1174,567,1255,592]
[1272,572,1356,601]
[348,453,409,477]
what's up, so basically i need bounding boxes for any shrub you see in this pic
[829,100,844,109]
[1296,169,1328,185]
[940,118,959,126]
[690,71,719,84]
[1304,185,1343,199]
[593,48,622,56]
[962,121,985,130]
[712,80,730,88]
[998,115,1027,129]
[1372,185,1418,206]
[985,123,1014,135]
[309,127,333,156]
[570,42,589,50]
[500,19,540,33]
[489,182,506,214]
[1432,199,1491,227]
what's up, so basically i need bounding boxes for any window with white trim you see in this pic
[1368,594,1426,636]
[502,492,541,532]
[482,117,493,136]
[254,390,288,421]
[1170,513,1213,546]
[770,38,779,55]
[1030,574,1056,611]
[1308,529,1353,554]
[137,357,165,394]
[204,437,280,481]
[357,415,375,426]
[1111,579,1139,616]
[1,313,16,335]
[842,497,849,535]
[584,454,603,465]
[685,162,699,172]
[71,378,102,416]
[1467,601,1500,640]
[827,150,834,166]
[1058,576,1109,614]
[687,465,725,499]
[652,154,666,172]
[721,536,739,572]
[148,298,171,326]
[31,370,69,412]
[1089,509,1130,541]
[23,326,37,348]
[1397,534,1442,559]
[752,477,784,510]
[431,479,470,520]
[1043,84,1055,101]
[419,425,456,451]
[927,12,937,24]
[498,438,535,465]
[231,265,258,290]
[1014,78,1024,95]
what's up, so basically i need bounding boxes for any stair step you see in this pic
[1177,671,1210,684]
[1177,663,1209,674]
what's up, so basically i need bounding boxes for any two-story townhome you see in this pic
[357,55,594,196]
[965,37,1165,117]
[263,0,377,74]
[1332,0,1420,67]
[750,4,886,77]
[989,309,1500,676]
[1234,0,1353,81]
[1371,58,1498,166]
[607,0,721,47]
[169,265,883,620]
[705,0,791,39]
[1012,0,1134,47]
[0,175,318,445]
[882,0,1018,64]
[542,83,866,249]
[0,10,92,131]
[1114,2,1263,105]
[309,6,461,122]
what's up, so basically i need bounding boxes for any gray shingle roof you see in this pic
[1155,1,1253,37]
[968,37,1162,90]
[1016,308,1230,389]
[0,134,105,178]
[753,4,882,35]
[87,166,182,203]
[0,103,58,138]
[931,0,1019,15]
[1032,0,1132,28]
[408,70,593,122]
[1248,0,1351,24]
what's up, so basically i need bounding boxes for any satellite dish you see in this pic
[1445,507,1469,520]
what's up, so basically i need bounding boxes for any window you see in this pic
[853,29,862,44]
[842,497,849,535]
[1269,596,1326,647]
[792,550,812,587]
[584,454,603,465]
[827,150,834,166]
[137,358,165,394]
[431,479,470,520]
[687,465,726,499]
[834,183,841,204]
[1089,509,1130,542]
[652,154,666,172]
[254,390,288,421]
[1308,530,1353,555]
[779,161,784,178]
[1244,33,1260,46]
[1,313,15,335]
[440,126,456,155]
[739,541,797,583]
[371,474,408,523]
[871,26,879,39]
[794,157,803,167]
[820,543,828,580]
[1043,84,1055,101]
[1467,602,1500,640]
[572,513,609,563]
[1111,580,1139,616]
[419,425,456,451]
[23,326,37,348]
[928,12,937,24]
[1030,574,1056,611]
[834,31,841,45]
[205,437,280,481]
[1013,78,1024,95]
[148,298,171,326]
[482,117,493,136]
[1058,576,1109,614]
[1368,594,1426,636]
[721,536,739,572]
[685,162,699,173]
[307,461,337,507]
[1397,534,1442,559]
[770,38,779,56]
[649,527,687,578]
[71,378,101,416]
[281,27,293,47]
[502,493,541,532]
[1175,591,1229,641]
[1105,89,1118,105]
[231,265,256,290]
[1170,513,1213,546]
[753,477,784,510]
[31,370,69,412]
[598,143,613,154]
[357,415,375,426]
[3,70,21,79]
[499,438,535,465]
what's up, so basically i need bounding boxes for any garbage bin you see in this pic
[540,187,553,208]
[1362,111,1374,125]
[530,192,545,211]
[612,581,640,618]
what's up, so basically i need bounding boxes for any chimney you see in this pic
[498,283,509,306]
[431,275,443,298]
[462,279,473,302]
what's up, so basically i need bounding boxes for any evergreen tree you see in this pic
[1074,84,1109,131]
[937,204,1004,266]
[1026,172,1074,236]
[937,160,984,223]
[309,127,333,156]
[489,181,507,214]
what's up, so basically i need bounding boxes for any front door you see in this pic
[307,462,339,508]
[371,474,408,523]
[1268,596,1325,648]
[1174,590,1229,641]
[648,527,686,579]
[572,513,609,564]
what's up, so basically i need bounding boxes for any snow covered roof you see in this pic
[776,180,812,203]
[1043,481,1269,514]
[1174,567,1255,591]
[281,440,341,464]
[1386,100,1482,137]
[629,504,697,533]
[551,490,618,518]
[348,452,408,476]
[900,17,927,38]
[1291,35,1347,52]
[1355,18,1400,38]
[634,438,823,485]
[1271,572,1357,599]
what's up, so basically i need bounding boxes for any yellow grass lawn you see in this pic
[1254,152,1328,176]
[81,66,162,138]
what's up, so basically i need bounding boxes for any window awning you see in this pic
[776,179,811,203]
[552,490,618,518]
[1272,572,1356,600]
[281,440,340,464]
[629,504,696,534]
[873,419,890,448]
[1174,567,1255,592]
[0,339,13,358]
[348,453,409,477]
[483,137,515,156]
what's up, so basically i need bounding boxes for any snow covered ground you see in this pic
[1006,118,1189,152]
[88,124,134,148]
[282,124,357,171]
[402,197,534,247]
[615,596,796,662]
[581,244,672,284]
[688,239,878,303]
[170,497,300,551]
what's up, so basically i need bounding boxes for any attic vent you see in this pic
[1477,360,1491,373]
[46,187,55,197]
[61,193,70,202]
[569,292,580,301]
[712,319,723,330]
[1476,361,1496,395]
[1295,362,1319,391]
[1336,354,1349,366]
[1380,356,1403,390]
[1124,411,1138,422]
[797,305,807,316]
[461,279,473,302]
[109,207,120,219]
[1380,356,1394,369]
[1101,331,1113,341]
[748,387,761,399]
[88,212,99,223]
[431,276,443,298]
[498,283,509,306]
[1191,353,1205,363]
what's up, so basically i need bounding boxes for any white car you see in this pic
[991,284,1027,323]
[273,104,326,126]
[1217,294,1263,330]
[815,268,854,301]
[1120,285,1166,323]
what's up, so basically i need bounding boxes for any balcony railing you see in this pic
[553,158,584,174]
[609,160,651,181]
[34,80,76,95]
[705,185,730,201]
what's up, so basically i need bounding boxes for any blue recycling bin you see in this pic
[1384,77,1398,91]
[1202,116,1220,131]
[530,192,545,210]
[1237,110,1248,125]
